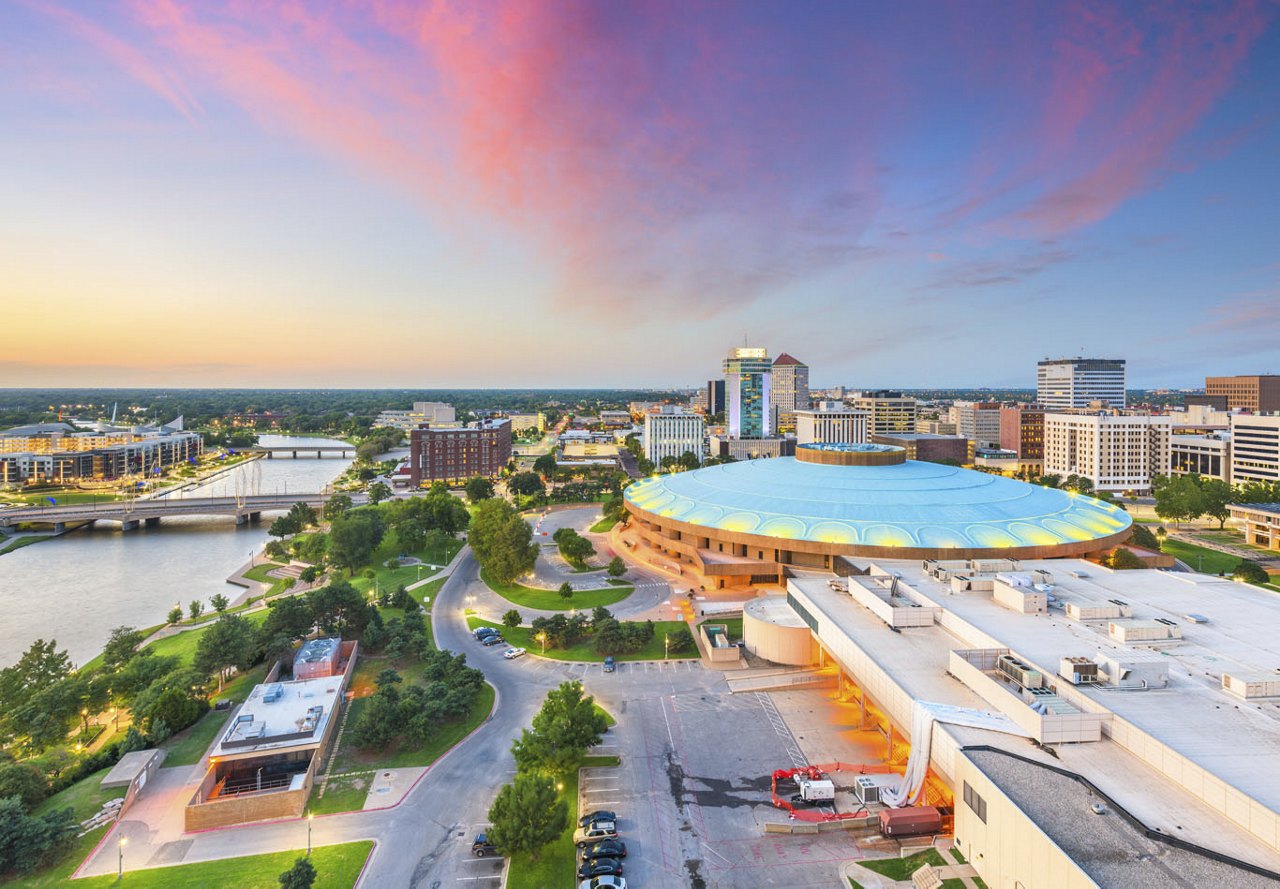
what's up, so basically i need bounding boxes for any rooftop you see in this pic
[212,676,342,759]
[625,456,1129,552]
[1230,503,1280,516]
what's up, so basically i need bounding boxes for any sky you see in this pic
[1,1,1278,390]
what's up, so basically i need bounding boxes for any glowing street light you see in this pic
[537,631,548,655]
[117,836,127,880]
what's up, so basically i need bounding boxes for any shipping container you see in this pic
[879,805,942,837]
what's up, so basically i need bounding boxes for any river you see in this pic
[0,436,354,668]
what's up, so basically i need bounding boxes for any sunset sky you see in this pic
[2,1,1277,389]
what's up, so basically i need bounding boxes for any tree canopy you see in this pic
[486,772,567,862]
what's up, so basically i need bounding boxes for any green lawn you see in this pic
[0,535,49,555]
[74,840,374,888]
[587,515,615,534]
[160,709,231,766]
[7,769,128,889]
[712,617,744,640]
[329,682,494,775]
[468,617,693,662]
[143,610,270,666]
[1161,539,1246,576]
[0,490,125,506]
[1193,531,1276,555]
[309,774,371,816]
[860,848,948,880]
[480,567,631,611]
[350,535,463,600]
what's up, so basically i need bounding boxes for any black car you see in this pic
[579,809,617,827]
[577,857,623,879]
[471,834,500,857]
[481,634,505,646]
[582,839,628,861]
[473,627,499,640]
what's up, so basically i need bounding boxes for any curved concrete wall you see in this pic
[744,611,815,666]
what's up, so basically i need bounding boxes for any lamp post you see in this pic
[537,631,548,655]
[117,836,127,881]
[665,634,670,660]
[307,812,314,856]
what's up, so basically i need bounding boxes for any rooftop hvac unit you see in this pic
[1222,672,1280,700]
[997,654,1044,689]
[1184,613,1211,624]
[1059,657,1100,685]
[1070,571,1090,579]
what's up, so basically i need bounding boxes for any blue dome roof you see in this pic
[624,457,1130,551]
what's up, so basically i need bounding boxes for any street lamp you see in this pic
[664,634,670,660]
[307,812,314,856]
[537,631,548,655]
[117,836,127,881]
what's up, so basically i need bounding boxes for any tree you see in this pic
[327,510,386,571]
[194,614,262,689]
[188,600,204,620]
[278,855,317,889]
[465,476,495,503]
[679,450,701,470]
[323,493,353,521]
[210,593,230,614]
[1153,474,1206,528]
[167,606,183,625]
[307,580,375,638]
[1108,548,1146,570]
[269,514,302,539]
[0,640,72,718]
[486,772,567,861]
[1129,523,1160,551]
[1200,479,1233,530]
[559,533,595,567]
[0,796,77,876]
[395,519,426,555]
[509,471,546,499]
[558,582,573,601]
[512,681,608,777]
[666,624,695,653]
[288,502,318,528]
[368,481,392,504]
[0,762,49,812]
[532,454,558,479]
[1233,560,1270,585]
[144,685,207,735]
[262,596,314,643]
[503,609,522,629]
[606,556,626,578]
[299,565,320,584]
[101,626,146,670]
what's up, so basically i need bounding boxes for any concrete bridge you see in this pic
[241,444,355,459]
[0,492,359,532]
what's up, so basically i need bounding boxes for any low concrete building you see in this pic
[872,432,969,464]
[1228,502,1280,551]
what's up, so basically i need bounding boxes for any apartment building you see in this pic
[1042,412,1171,493]
[998,406,1045,470]
[407,418,511,486]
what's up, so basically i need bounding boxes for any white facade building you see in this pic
[374,401,457,431]
[643,407,706,465]
[794,409,869,446]
[1037,358,1126,410]
[952,402,1003,449]
[1042,412,1170,493]
[1230,414,1280,484]
[1170,434,1231,482]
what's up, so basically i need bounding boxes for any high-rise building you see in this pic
[953,401,1003,449]
[1042,412,1170,493]
[724,346,773,439]
[408,418,511,486]
[1205,375,1280,413]
[706,379,726,415]
[794,409,868,445]
[999,406,1045,466]
[852,391,917,436]
[771,354,810,429]
[644,407,705,465]
[1037,358,1126,410]
[1229,414,1280,484]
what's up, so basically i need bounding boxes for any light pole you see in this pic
[537,631,548,655]
[307,812,314,856]
[665,634,670,660]
[117,836,127,881]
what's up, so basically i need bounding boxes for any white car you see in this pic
[578,877,626,889]
[502,647,526,660]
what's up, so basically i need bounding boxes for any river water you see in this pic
[0,436,353,668]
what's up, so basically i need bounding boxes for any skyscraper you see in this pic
[1205,375,1280,413]
[723,346,772,438]
[771,353,810,430]
[706,379,726,415]
[1036,358,1126,410]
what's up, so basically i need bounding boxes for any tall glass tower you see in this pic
[724,346,773,439]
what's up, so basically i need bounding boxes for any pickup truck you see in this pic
[471,834,500,857]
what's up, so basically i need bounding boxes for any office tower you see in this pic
[1206,375,1280,412]
[724,346,773,438]
[794,409,868,445]
[771,354,810,429]
[643,406,706,465]
[852,391,917,436]
[706,379,726,415]
[999,407,1045,466]
[953,401,1003,449]
[1037,358,1126,410]
[1230,414,1280,484]
[1042,412,1170,493]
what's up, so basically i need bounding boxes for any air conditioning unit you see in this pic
[997,654,1044,689]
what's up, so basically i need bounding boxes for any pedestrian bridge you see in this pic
[241,444,355,459]
[0,492,354,531]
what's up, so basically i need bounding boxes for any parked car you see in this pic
[503,647,526,660]
[582,839,628,861]
[471,834,500,857]
[577,857,623,879]
[574,820,618,847]
[577,877,626,889]
[603,656,615,673]
[481,634,505,646]
[579,810,616,827]
[473,627,499,639]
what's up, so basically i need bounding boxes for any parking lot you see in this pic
[581,663,867,889]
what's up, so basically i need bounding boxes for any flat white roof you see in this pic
[744,595,808,628]
[212,676,342,758]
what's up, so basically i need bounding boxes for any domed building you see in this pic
[624,443,1131,587]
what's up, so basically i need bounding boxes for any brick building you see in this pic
[408,418,511,486]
